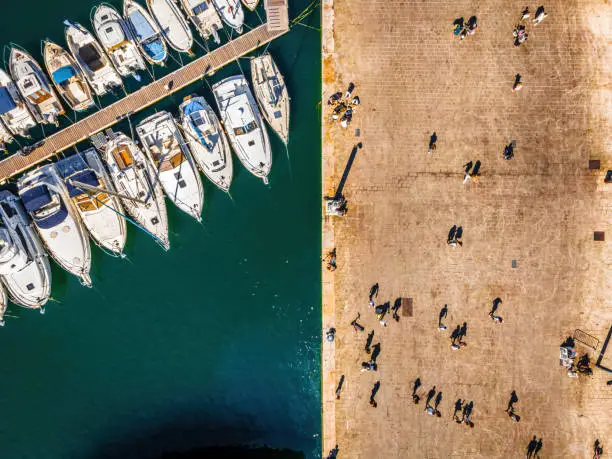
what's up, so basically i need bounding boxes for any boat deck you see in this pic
[0,4,288,183]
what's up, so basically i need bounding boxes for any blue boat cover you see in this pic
[129,11,156,40]
[183,99,205,116]
[0,87,17,115]
[66,170,99,197]
[183,100,211,148]
[51,66,76,85]
[21,185,52,214]
[142,40,165,61]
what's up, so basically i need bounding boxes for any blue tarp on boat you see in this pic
[193,2,209,14]
[183,100,211,148]
[142,40,165,62]
[66,170,99,197]
[51,66,76,85]
[21,184,68,229]
[0,87,17,115]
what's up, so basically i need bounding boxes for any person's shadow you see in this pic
[371,343,381,362]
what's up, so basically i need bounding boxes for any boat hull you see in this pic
[124,0,168,65]
[148,0,194,53]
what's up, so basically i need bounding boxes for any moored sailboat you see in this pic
[123,0,168,65]
[65,21,123,96]
[55,150,127,257]
[92,4,146,79]
[179,0,223,44]
[18,164,92,287]
[147,0,194,54]
[136,111,204,221]
[250,53,289,144]
[43,40,95,112]
[212,0,244,34]
[212,75,272,183]
[102,132,170,250]
[9,47,64,126]
[0,190,52,309]
[179,95,233,192]
[0,69,37,138]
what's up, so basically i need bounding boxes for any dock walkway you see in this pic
[0,11,288,182]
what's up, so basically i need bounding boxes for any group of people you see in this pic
[450,322,468,350]
[452,16,478,40]
[327,82,360,128]
[514,6,549,47]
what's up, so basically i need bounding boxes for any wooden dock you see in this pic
[0,12,289,183]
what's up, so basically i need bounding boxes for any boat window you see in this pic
[33,195,61,219]
[105,27,114,33]
[234,121,257,136]
[23,80,34,89]
[193,3,209,14]
[0,203,16,218]
[178,180,186,189]
[101,15,109,21]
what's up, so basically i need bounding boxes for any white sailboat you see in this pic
[241,0,259,11]
[43,40,95,112]
[0,69,37,138]
[250,53,289,144]
[92,4,146,79]
[136,111,204,221]
[0,190,52,309]
[55,150,127,257]
[102,132,170,250]
[179,95,233,192]
[123,0,168,66]
[9,47,65,126]
[179,0,223,44]
[212,75,272,183]
[65,21,123,96]
[212,0,244,34]
[18,164,92,287]
[147,0,194,54]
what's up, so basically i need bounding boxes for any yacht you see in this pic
[124,0,168,65]
[102,132,170,250]
[241,0,259,11]
[9,47,64,126]
[212,0,244,33]
[43,40,95,112]
[179,95,233,192]
[18,164,92,287]
[65,21,123,96]
[250,53,289,144]
[136,111,203,221]
[212,75,271,183]
[179,0,222,44]
[0,69,37,138]
[148,0,193,54]
[92,4,146,79]
[55,150,127,257]
[0,190,52,309]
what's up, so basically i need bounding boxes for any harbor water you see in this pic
[0,1,321,457]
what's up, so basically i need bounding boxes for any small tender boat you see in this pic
[212,75,271,183]
[179,95,233,192]
[0,69,37,138]
[250,53,290,144]
[43,40,95,112]
[0,190,52,309]
[65,21,123,96]
[92,4,146,79]
[241,0,259,11]
[123,0,167,65]
[18,164,92,287]
[55,150,127,257]
[102,132,170,250]
[212,0,244,34]
[136,111,204,221]
[148,0,193,54]
[9,47,64,126]
[180,0,223,44]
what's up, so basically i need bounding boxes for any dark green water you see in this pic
[0,1,321,458]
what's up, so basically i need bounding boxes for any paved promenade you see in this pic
[322,1,612,457]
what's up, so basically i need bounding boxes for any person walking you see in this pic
[533,6,547,25]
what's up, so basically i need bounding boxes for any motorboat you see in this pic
[241,0,259,11]
[250,53,289,144]
[0,190,52,309]
[55,150,127,257]
[179,0,222,44]
[92,4,146,79]
[136,111,203,221]
[0,69,37,138]
[43,40,95,112]
[212,0,244,34]
[123,0,167,65]
[18,164,91,287]
[9,47,64,126]
[179,95,233,192]
[65,21,123,96]
[212,75,271,183]
[147,0,193,54]
[102,132,169,250]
